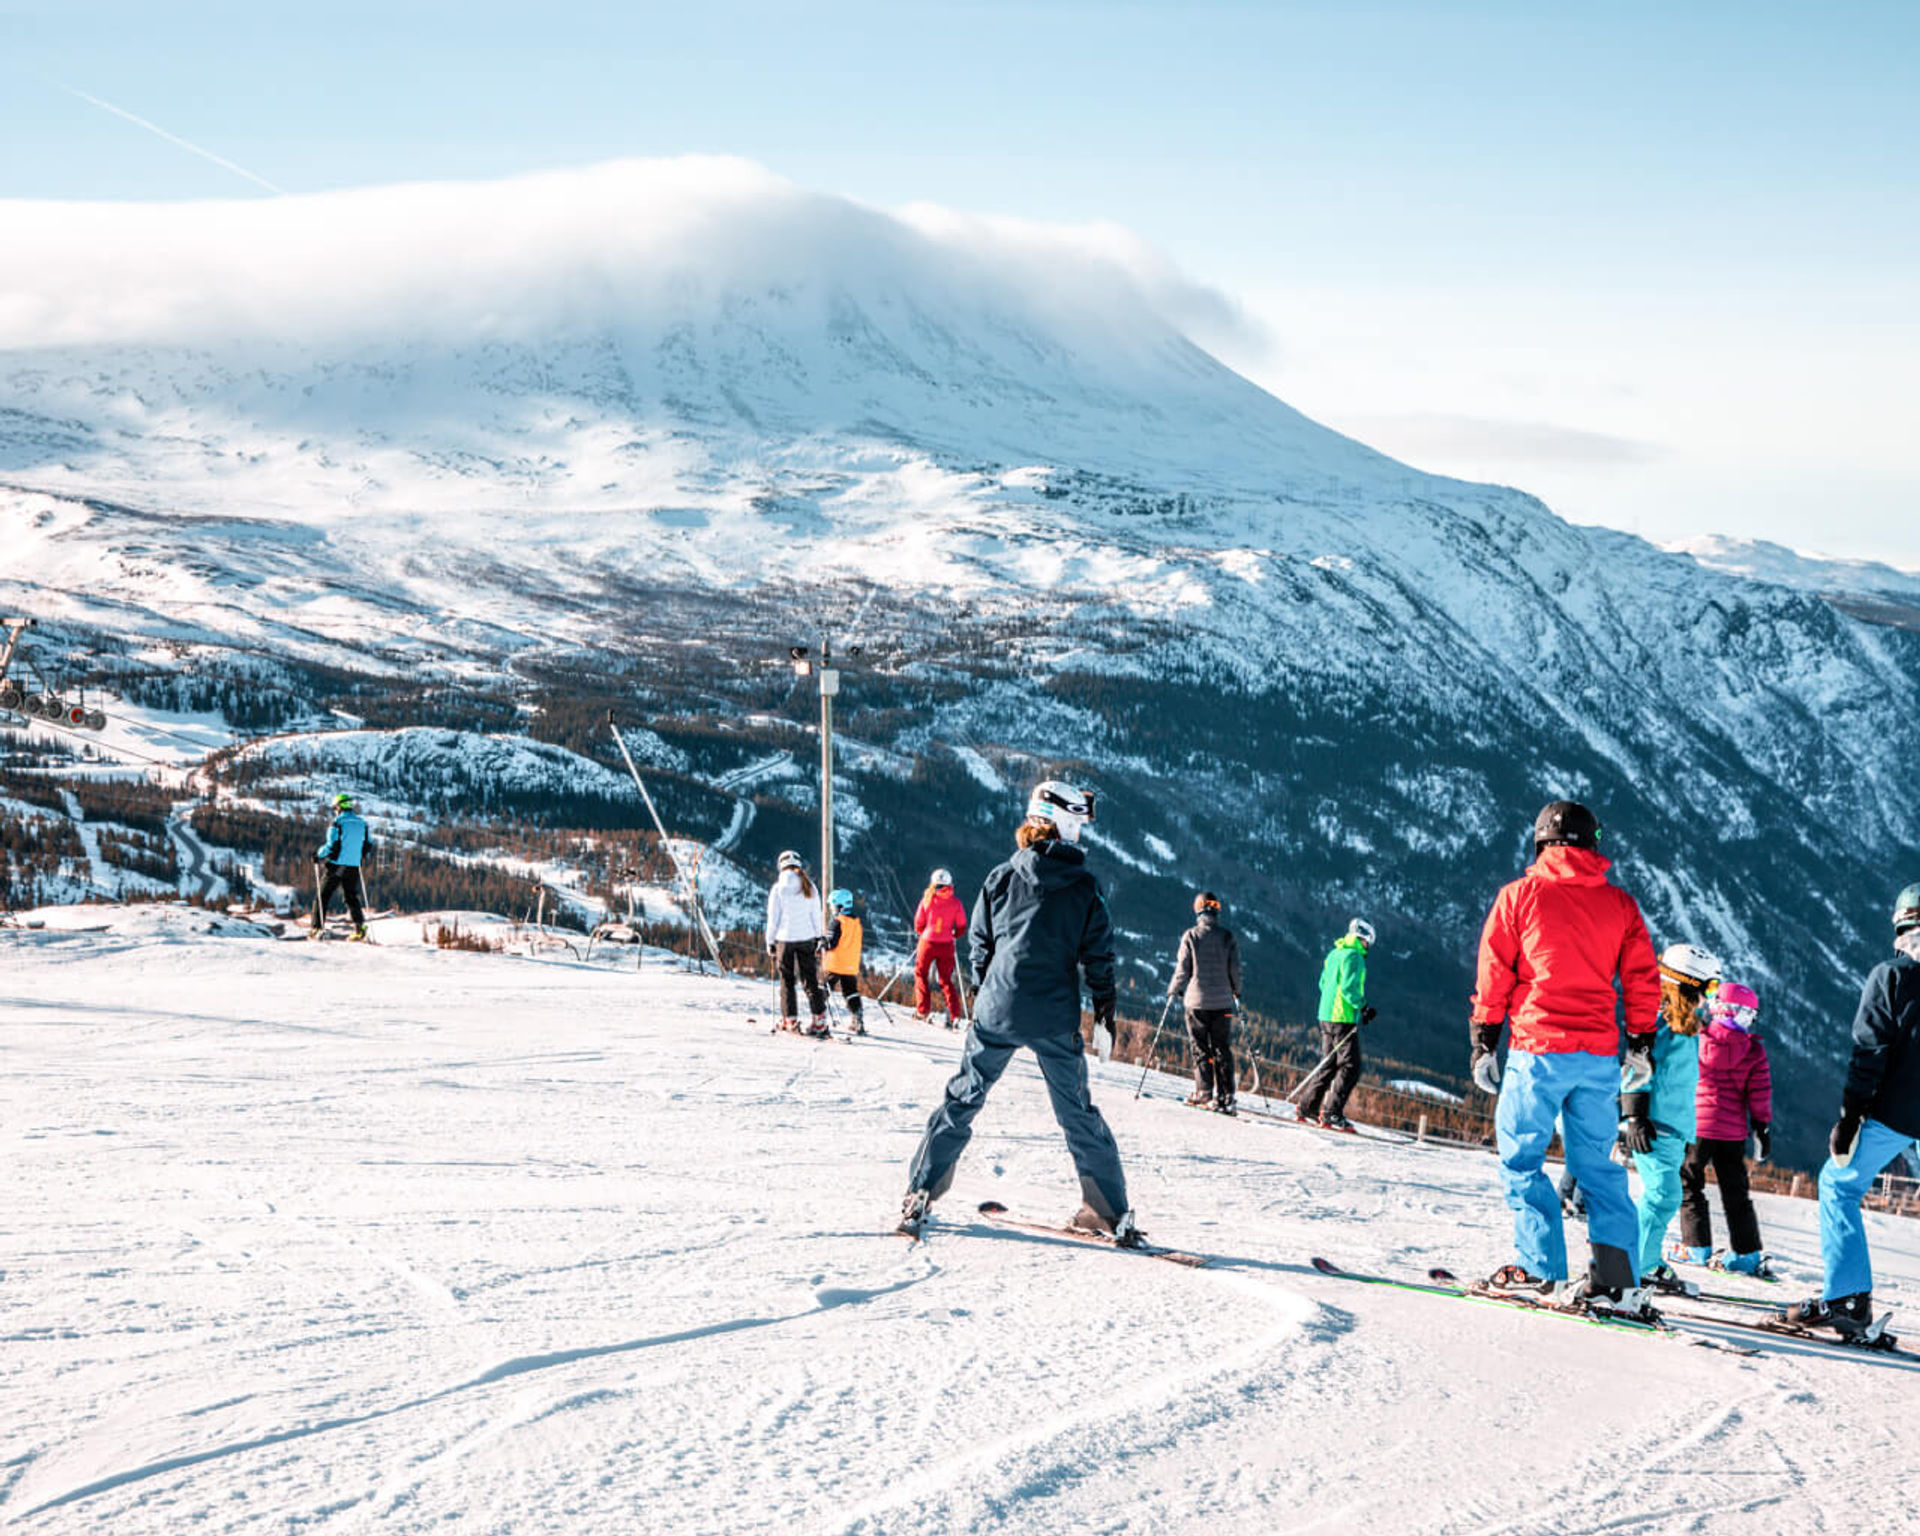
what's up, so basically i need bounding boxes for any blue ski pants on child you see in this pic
[1818,1117,1920,1299]
[908,1022,1130,1226]
[1631,1135,1688,1279]
[1497,1049,1638,1282]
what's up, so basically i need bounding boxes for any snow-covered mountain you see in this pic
[4,159,1917,1167]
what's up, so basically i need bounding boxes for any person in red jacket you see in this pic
[913,867,969,1026]
[1469,800,1662,1314]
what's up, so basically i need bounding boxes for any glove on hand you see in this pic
[1092,997,1117,1062]
[1749,1121,1771,1162]
[1831,1108,1864,1166]
[1469,1022,1502,1094]
[1620,1037,1656,1093]
[1617,1090,1657,1156]
[1361,1005,1378,1026]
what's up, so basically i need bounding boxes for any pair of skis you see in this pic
[897,1201,1208,1268]
[1313,1256,1910,1359]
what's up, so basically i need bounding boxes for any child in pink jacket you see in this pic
[1675,982,1774,1275]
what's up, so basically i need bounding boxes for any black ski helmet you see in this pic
[1896,883,1920,935]
[1533,800,1600,852]
[1194,891,1221,915]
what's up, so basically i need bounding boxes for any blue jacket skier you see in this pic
[1622,943,1720,1290]
[900,779,1139,1245]
[1784,884,1920,1337]
[310,793,372,940]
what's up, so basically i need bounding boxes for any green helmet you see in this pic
[334,792,355,810]
[1896,883,1920,935]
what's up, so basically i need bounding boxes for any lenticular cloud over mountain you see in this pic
[0,156,1257,354]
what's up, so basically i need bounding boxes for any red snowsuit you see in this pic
[1470,845,1661,1055]
[914,887,969,1019]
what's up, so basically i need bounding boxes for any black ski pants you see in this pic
[1186,1007,1236,1105]
[825,971,864,1018]
[774,941,827,1020]
[1296,1020,1361,1120]
[312,862,366,932]
[1679,1137,1762,1255]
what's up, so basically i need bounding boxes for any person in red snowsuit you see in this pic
[914,868,969,1025]
[1469,800,1662,1307]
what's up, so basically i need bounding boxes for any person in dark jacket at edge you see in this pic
[898,779,1141,1246]
[1469,800,1662,1316]
[1168,892,1243,1114]
[310,792,372,940]
[1782,883,1920,1339]
[1295,919,1378,1131]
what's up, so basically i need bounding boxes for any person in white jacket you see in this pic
[766,850,829,1037]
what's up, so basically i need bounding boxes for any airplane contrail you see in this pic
[61,84,288,195]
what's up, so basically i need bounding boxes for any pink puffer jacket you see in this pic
[1695,1021,1773,1140]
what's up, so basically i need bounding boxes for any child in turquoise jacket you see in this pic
[1624,943,1720,1287]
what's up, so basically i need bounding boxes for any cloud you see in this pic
[1337,412,1663,469]
[0,156,1258,360]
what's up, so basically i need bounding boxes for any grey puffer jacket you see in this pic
[1169,913,1241,1011]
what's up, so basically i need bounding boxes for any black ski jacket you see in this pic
[968,841,1116,1041]
[1843,949,1920,1138]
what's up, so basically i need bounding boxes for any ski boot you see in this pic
[1214,1096,1237,1117]
[1478,1263,1554,1295]
[1781,1291,1877,1338]
[1666,1240,1712,1267]
[1712,1250,1774,1279]
[1068,1204,1146,1249]
[1185,1090,1210,1108]
[1641,1262,1698,1297]
[845,1015,867,1037]
[778,1017,801,1033]
[350,925,369,942]
[1317,1113,1357,1133]
[805,1014,831,1039]
[914,1011,933,1026]
[897,1189,932,1239]
[1570,1243,1660,1322]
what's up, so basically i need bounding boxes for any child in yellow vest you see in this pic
[823,888,866,1036]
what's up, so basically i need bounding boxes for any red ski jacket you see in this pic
[914,888,968,950]
[1470,846,1661,1056]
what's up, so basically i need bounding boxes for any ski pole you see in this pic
[877,955,912,1005]
[1134,994,1177,1099]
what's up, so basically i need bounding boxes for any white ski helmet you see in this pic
[1348,918,1376,946]
[930,867,954,888]
[1658,942,1722,987]
[1026,778,1096,843]
[777,849,805,873]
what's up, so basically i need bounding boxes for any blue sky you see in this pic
[4,0,1916,562]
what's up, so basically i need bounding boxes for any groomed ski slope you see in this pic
[4,913,1918,1535]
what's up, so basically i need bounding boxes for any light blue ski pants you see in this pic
[1818,1117,1920,1299]
[1497,1049,1638,1282]
[1631,1134,1688,1278]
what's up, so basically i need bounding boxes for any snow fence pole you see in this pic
[1134,994,1177,1099]
[607,711,727,975]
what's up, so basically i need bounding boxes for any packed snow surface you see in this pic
[5,913,1919,1533]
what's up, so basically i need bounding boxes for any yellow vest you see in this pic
[824,915,863,975]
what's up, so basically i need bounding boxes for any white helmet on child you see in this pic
[1348,918,1376,946]
[1026,779,1096,843]
[931,867,954,887]
[777,850,805,872]
[1658,942,1722,987]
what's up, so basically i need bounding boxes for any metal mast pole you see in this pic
[819,639,838,898]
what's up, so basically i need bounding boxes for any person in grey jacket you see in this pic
[899,779,1140,1245]
[1168,892,1242,1113]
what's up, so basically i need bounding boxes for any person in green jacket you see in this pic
[1295,919,1378,1131]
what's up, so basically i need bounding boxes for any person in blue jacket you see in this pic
[1784,883,1920,1337]
[1622,943,1721,1291]
[310,792,372,940]
[898,779,1140,1245]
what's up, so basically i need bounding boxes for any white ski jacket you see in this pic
[765,871,826,946]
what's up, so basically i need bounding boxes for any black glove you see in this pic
[1093,997,1116,1031]
[766,940,778,958]
[1360,1005,1378,1026]
[1617,1090,1657,1156]
[1469,1022,1502,1094]
[1831,1107,1865,1165]
[1749,1121,1771,1162]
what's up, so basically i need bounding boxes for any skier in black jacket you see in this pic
[1784,883,1920,1336]
[1168,892,1242,1113]
[899,780,1140,1245]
